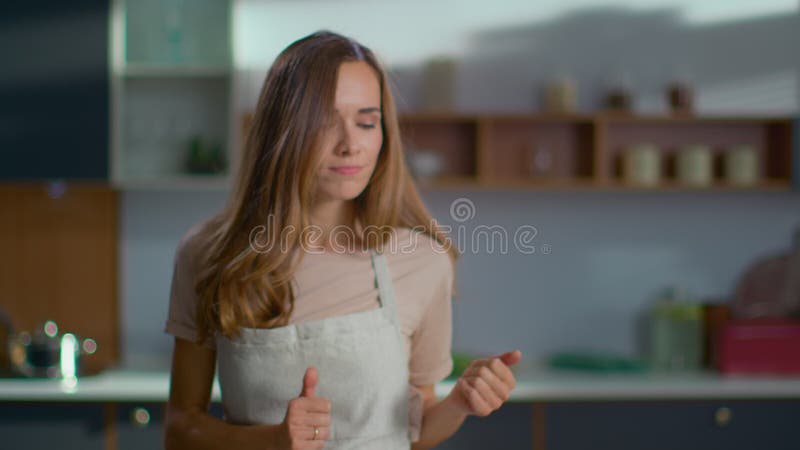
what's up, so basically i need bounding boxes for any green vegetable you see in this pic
[547,351,647,372]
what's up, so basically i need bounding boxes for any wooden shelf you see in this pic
[597,179,793,192]
[402,112,793,123]
[598,113,794,124]
[398,113,796,192]
[398,112,479,123]
[415,177,792,192]
[401,112,596,123]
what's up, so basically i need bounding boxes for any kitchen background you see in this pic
[123,0,800,368]
[2,0,800,449]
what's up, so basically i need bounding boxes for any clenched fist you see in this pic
[279,367,331,449]
[448,350,521,417]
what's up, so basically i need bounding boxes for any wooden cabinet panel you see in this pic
[0,183,119,374]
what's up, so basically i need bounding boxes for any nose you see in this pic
[334,122,360,157]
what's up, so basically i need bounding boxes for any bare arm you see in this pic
[410,384,467,450]
[163,337,285,450]
[411,351,522,450]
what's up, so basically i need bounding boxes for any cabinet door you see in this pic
[0,402,105,450]
[116,401,225,450]
[0,1,109,180]
[116,402,165,450]
[433,402,532,450]
[124,0,231,66]
[0,184,119,375]
[545,400,800,450]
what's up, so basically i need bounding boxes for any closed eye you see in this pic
[357,123,377,129]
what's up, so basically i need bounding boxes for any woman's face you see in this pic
[313,61,383,203]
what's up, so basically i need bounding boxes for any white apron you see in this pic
[216,249,411,449]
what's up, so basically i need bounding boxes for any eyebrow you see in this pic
[358,107,381,114]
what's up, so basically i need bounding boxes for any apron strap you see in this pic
[370,249,399,325]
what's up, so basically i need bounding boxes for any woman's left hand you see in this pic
[448,350,522,417]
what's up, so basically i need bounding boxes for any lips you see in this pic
[330,165,363,176]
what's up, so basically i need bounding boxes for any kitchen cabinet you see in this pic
[0,402,106,450]
[0,184,119,375]
[2,370,800,449]
[542,400,800,450]
[113,401,224,450]
[1,399,797,450]
[0,1,109,180]
[110,0,234,189]
[0,401,223,450]
[433,402,532,449]
[114,402,165,450]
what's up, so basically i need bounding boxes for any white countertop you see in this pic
[3,364,800,403]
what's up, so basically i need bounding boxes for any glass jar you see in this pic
[649,288,705,372]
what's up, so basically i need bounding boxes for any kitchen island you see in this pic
[2,363,799,450]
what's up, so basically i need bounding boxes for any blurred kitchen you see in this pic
[1,0,799,449]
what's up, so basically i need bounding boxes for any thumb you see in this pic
[300,366,317,397]
[496,350,522,367]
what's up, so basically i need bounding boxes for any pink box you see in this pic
[716,319,800,374]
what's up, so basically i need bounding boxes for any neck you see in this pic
[308,198,358,250]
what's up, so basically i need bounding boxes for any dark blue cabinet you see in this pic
[432,402,532,449]
[1,399,795,449]
[0,402,106,450]
[115,401,225,450]
[0,1,109,180]
[115,402,166,450]
[545,400,800,450]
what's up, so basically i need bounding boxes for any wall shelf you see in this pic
[110,0,234,188]
[414,177,793,192]
[400,113,796,192]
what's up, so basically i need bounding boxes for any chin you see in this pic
[319,184,369,201]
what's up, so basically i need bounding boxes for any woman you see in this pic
[163,30,521,450]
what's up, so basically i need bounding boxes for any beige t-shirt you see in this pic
[164,222,455,389]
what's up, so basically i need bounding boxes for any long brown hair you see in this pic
[193,30,458,346]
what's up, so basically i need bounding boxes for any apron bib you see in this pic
[216,249,411,449]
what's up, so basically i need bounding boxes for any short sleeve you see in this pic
[408,253,454,386]
[164,228,216,351]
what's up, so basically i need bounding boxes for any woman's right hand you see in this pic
[279,367,331,449]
